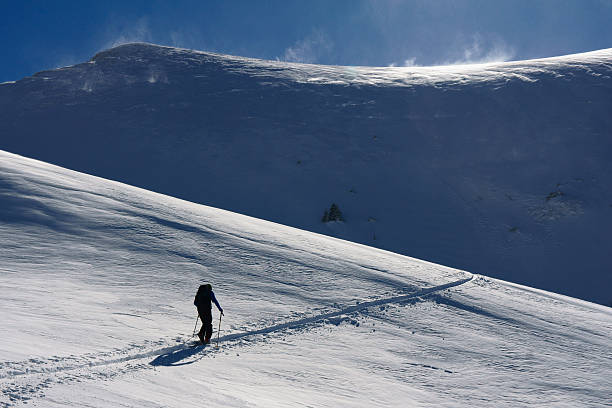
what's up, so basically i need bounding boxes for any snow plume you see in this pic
[389,36,514,68]
[169,29,202,50]
[402,57,418,67]
[442,34,515,65]
[388,57,419,67]
[105,17,153,49]
[282,30,333,64]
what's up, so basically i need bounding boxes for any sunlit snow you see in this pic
[1,151,610,407]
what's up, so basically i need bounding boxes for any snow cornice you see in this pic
[87,42,612,88]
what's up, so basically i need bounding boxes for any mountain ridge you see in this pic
[8,42,612,89]
[1,43,611,304]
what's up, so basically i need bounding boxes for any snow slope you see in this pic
[1,44,612,305]
[1,150,611,407]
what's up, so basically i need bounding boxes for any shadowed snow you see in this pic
[1,43,611,306]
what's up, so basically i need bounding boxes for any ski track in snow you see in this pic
[0,276,471,406]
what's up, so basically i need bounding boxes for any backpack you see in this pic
[194,284,212,307]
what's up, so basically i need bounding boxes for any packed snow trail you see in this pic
[1,277,472,406]
[1,275,472,379]
[213,276,473,344]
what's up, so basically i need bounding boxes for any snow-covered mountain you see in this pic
[1,150,611,407]
[1,43,611,305]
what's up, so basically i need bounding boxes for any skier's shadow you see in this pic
[150,343,207,367]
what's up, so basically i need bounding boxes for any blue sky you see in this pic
[2,0,612,82]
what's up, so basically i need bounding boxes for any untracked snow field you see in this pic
[1,150,611,407]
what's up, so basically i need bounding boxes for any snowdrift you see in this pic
[0,43,611,304]
[1,150,610,407]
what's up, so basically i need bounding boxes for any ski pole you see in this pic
[192,314,199,337]
[216,314,222,347]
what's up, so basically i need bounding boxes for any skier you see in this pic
[194,283,223,344]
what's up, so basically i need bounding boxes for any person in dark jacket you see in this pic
[194,283,223,344]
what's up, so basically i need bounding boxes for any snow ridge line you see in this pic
[0,275,472,379]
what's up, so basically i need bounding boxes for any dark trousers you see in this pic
[197,307,213,341]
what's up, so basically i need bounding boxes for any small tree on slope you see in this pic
[322,203,344,222]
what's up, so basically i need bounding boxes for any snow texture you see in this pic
[1,44,612,304]
[1,151,611,407]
